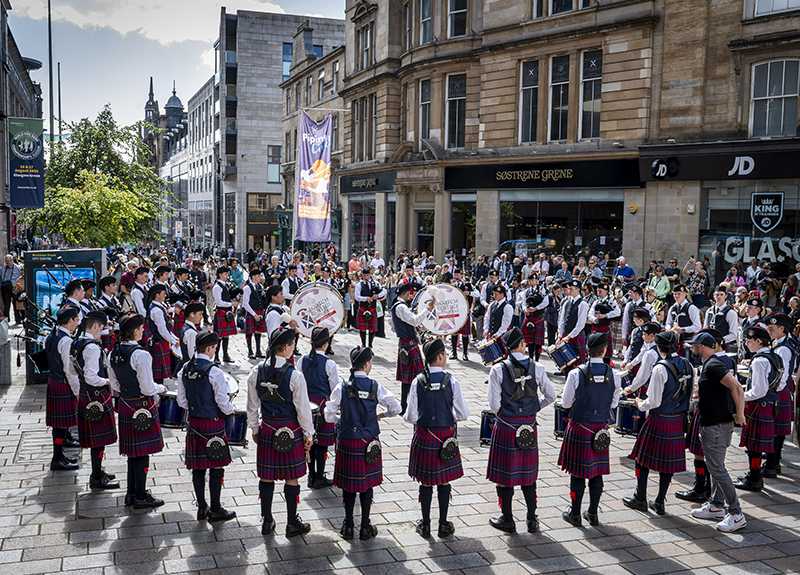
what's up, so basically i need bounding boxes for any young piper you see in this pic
[763,312,797,478]
[557,280,590,366]
[301,327,339,489]
[623,322,662,397]
[178,302,206,371]
[246,327,314,537]
[621,308,654,372]
[212,265,237,363]
[242,268,267,359]
[486,327,555,534]
[588,282,621,363]
[324,346,401,540]
[559,333,621,526]
[170,266,192,335]
[404,339,470,538]
[176,330,237,523]
[98,276,121,352]
[147,284,178,384]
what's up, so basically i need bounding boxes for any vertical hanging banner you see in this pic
[295,111,332,242]
[9,118,46,208]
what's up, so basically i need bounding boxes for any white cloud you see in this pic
[199,47,216,71]
[15,0,286,45]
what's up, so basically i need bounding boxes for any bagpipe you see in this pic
[360,282,383,321]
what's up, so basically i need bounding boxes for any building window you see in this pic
[404,2,412,50]
[756,0,800,15]
[448,0,467,38]
[286,132,292,162]
[533,0,544,17]
[446,74,467,149]
[318,69,325,101]
[520,60,539,144]
[353,100,360,161]
[286,89,291,115]
[295,82,300,109]
[282,43,292,81]
[550,55,570,142]
[363,96,370,159]
[314,45,323,58]
[306,77,313,104]
[268,145,282,183]
[332,114,339,152]
[580,49,602,140]
[552,0,572,15]
[358,22,374,69]
[420,79,431,141]
[420,0,432,45]
[751,60,799,137]
[333,61,340,92]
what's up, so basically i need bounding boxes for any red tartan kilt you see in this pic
[213,309,237,337]
[568,332,587,364]
[334,437,382,492]
[185,416,232,470]
[117,396,164,457]
[592,324,614,358]
[458,316,472,337]
[740,402,775,453]
[101,332,118,353]
[256,418,307,481]
[486,414,539,487]
[630,413,687,474]
[46,377,77,429]
[244,311,267,335]
[522,315,545,346]
[77,387,117,448]
[558,420,609,479]
[686,410,704,457]
[775,387,794,436]
[408,426,464,485]
[151,339,172,380]
[172,310,185,334]
[140,325,151,350]
[396,340,424,385]
[355,306,378,332]
[308,395,335,447]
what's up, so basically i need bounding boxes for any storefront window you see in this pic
[452,201,476,265]
[350,199,376,253]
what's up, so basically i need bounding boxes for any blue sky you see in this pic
[11,1,345,131]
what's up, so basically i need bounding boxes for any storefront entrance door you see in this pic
[417,211,435,255]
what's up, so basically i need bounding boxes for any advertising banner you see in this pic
[295,111,332,242]
[9,118,45,208]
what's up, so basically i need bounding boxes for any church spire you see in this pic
[149,76,154,100]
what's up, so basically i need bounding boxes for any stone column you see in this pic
[475,189,499,257]
[374,192,387,257]
[394,185,410,253]
[433,184,450,263]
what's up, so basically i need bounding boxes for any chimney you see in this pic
[291,20,317,74]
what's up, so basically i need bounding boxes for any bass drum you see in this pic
[289,281,345,339]
[411,284,469,336]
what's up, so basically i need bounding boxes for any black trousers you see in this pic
[0,284,12,320]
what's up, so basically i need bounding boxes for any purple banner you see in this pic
[295,111,332,242]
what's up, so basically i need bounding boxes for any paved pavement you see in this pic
[2,322,800,575]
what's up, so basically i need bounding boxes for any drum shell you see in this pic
[479,410,496,446]
[225,411,248,446]
[158,392,187,429]
[476,337,506,366]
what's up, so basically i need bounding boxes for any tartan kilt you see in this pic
[486,415,539,487]
[630,413,687,474]
[458,315,472,338]
[523,315,545,346]
[256,418,306,481]
[213,308,237,338]
[568,332,587,364]
[101,332,118,353]
[140,324,152,350]
[686,410,704,457]
[117,396,164,458]
[186,416,232,470]
[244,311,267,335]
[775,387,794,437]
[150,339,172,380]
[334,437,382,492]
[397,339,424,385]
[408,426,464,486]
[172,310,185,335]
[308,395,335,447]
[592,324,614,359]
[558,420,609,479]
[355,306,378,332]
[77,387,117,448]
[740,402,775,453]
[46,377,77,429]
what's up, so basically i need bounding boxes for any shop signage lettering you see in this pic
[724,236,800,264]
[728,156,755,177]
[750,192,784,234]
[351,177,378,189]
[340,170,397,194]
[495,169,574,183]
[639,148,796,181]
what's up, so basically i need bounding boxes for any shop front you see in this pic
[340,170,396,262]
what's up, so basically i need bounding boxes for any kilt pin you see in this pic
[629,413,687,474]
[213,308,237,337]
[397,339,424,385]
[522,315,546,346]
[739,402,775,453]
[486,414,539,487]
[46,377,77,429]
[334,437,382,492]
[185,416,233,470]
[256,418,306,481]
[117,396,164,458]
[558,420,609,479]
[408,426,464,486]
[77,387,117,448]
[308,395,336,447]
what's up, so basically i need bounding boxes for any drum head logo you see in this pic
[751,192,784,235]
[11,130,42,161]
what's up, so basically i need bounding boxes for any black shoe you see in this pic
[675,488,706,503]
[102,471,116,481]
[562,511,582,527]
[623,497,648,512]
[208,507,237,523]
[415,520,431,538]
[761,465,778,479]
[438,521,455,537]
[489,516,516,533]
[313,474,333,489]
[359,523,378,540]
[582,511,599,526]
[649,501,666,516]
[325,348,334,356]
[124,494,135,507]
[89,474,120,490]
[50,458,79,471]
[734,475,763,492]
[64,455,79,464]
[132,491,165,509]
[248,352,256,360]
[307,475,316,489]
[526,517,540,533]
[223,356,234,364]
[340,521,354,540]
[63,436,81,448]
[292,350,302,357]
[286,515,311,538]
[261,519,276,535]
[450,352,458,360]
[197,505,208,521]
[255,351,266,358]
[462,352,469,361]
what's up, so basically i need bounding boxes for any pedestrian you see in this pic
[0,254,21,321]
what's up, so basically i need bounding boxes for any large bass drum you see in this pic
[411,284,470,336]
[289,281,345,339]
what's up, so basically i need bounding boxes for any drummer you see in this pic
[556,279,590,366]
[762,312,796,479]
[559,333,621,527]
[703,286,739,350]
[588,282,621,364]
[242,268,267,360]
[147,284,178,385]
[623,330,692,515]
[451,268,479,361]
[623,322,662,396]
[300,327,339,489]
[620,285,651,347]
[281,264,304,304]
[263,284,299,358]
[665,284,701,357]
[479,269,501,310]
[176,330,237,523]
[211,265,237,364]
[178,302,206,370]
[483,284,513,341]
[520,273,549,361]
[486,328,555,534]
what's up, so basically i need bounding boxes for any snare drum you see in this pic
[158,392,186,429]
[548,342,579,372]
[476,337,506,366]
[480,410,496,446]
[553,400,569,438]
[309,401,321,433]
[619,370,633,389]
[225,411,248,446]
[615,399,644,436]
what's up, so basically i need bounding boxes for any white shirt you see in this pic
[181,323,198,361]
[480,282,497,308]
[176,353,235,416]
[302,350,340,395]
[282,276,302,300]
[517,285,549,314]
[242,282,263,316]
[50,326,80,395]
[212,281,232,308]
[665,301,702,334]
[403,366,470,424]
[355,280,387,302]
[588,297,621,323]
[64,297,86,322]
[561,358,622,410]
[703,304,739,345]
[324,371,401,424]
[636,352,685,412]
[621,299,652,339]
[392,299,434,328]
[744,347,772,402]
[245,356,315,439]
[264,306,286,338]
[131,283,148,316]
[108,343,166,397]
[483,299,513,338]
[66,334,108,396]
[371,257,385,269]
[771,337,791,392]
[487,352,556,414]
[558,296,590,339]
[532,260,549,281]
[149,301,178,346]
[630,344,659,393]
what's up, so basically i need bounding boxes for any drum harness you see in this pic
[111,344,154,433]
[415,372,460,462]
[654,356,694,402]
[184,358,230,460]
[494,357,539,449]
[746,351,784,417]
[344,377,382,464]
[71,338,110,423]
[576,364,614,451]
[390,299,417,364]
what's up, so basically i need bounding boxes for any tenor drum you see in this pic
[476,337,506,366]
[289,282,345,339]
[615,399,643,436]
[553,400,569,438]
[480,410,496,446]
[548,342,579,372]
[158,392,186,429]
[310,402,322,433]
[225,411,248,446]
[411,284,469,336]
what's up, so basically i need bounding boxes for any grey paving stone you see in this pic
[521,555,586,573]
[622,558,690,575]
[714,531,776,549]
[422,552,491,571]
[709,562,781,575]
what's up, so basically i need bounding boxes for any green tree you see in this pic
[19,105,169,246]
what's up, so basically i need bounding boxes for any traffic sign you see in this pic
[175,221,183,238]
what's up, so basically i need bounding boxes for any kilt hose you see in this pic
[308,395,336,447]
[334,437,382,492]
[256,418,306,481]
[568,332,587,364]
[213,308,237,338]
[46,377,77,429]
[686,410,704,458]
[355,305,378,332]
[558,420,610,479]
[244,310,267,335]
[408,426,464,486]
[629,412,687,474]
[77,386,117,449]
[522,315,546,346]
[117,396,164,458]
[150,339,172,380]
[172,310,185,335]
[775,387,794,437]
[458,315,472,338]
[486,414,539,487]
[101,332,118,353]
[592,324,614,359]
[185,416,232,470]
[740,402,775,453]
[397,339,424,385]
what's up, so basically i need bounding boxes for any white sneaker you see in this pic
[716,512,747,533]
[691,502,726,520]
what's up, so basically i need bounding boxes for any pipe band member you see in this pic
[212,266,237,363]
[588,282,621,363]
[242,267,267,359]
[391,281,435,415]
[557,279,590,366]
[483,284,513,341]
[451,267,480,361]
[763,312,797,478]
[519,273,549,362]
[666,284,701,357]
[98,276,121,352]
[147,284,177,384]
